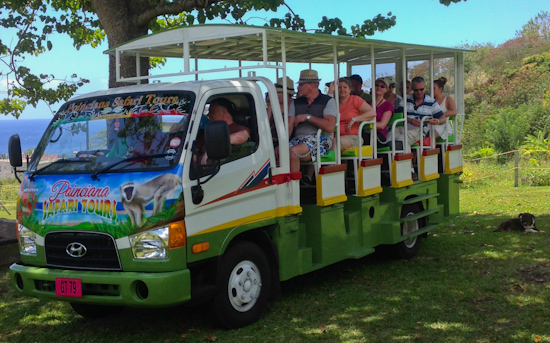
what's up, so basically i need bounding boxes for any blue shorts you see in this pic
[289,134,331,161]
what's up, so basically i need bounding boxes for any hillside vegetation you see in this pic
[461,11,550,158]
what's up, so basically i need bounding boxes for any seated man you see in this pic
[288,69,337,173]
[349,74,371,102]
[393,76,443,145]
[199,97,251,164]
[207,97,250,145]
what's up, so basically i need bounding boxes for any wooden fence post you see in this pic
[514,150,519,187]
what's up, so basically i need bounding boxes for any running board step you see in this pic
[399,193,440,205]
[400,208,439,223]
[403,223,439,240]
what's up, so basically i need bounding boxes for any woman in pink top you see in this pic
[337,77,376,151]
[366,78,394,145]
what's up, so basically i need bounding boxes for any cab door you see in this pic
[182,85,277,246]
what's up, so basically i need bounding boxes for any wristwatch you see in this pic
[306,115,311,121]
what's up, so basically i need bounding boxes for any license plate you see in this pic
[55,278,82,298]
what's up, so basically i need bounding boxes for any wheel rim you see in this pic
[402,211,419,248]
[227,260,262,312]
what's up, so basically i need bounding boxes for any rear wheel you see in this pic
[213,241,271,329]
[393,204,423,259]
[69,303,124,319]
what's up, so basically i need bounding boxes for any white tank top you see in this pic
[439,96,448,113]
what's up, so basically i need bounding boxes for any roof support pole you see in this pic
[279,36,290,172]
[262,32,267,66]
[195,59,198,81]
[333,43,341,165]
[456,52,465,143]
[430,51,434,95]
[370,45,376,112]
[136,53,141,84]
[116,49,121,82]
[281,37,288,136]
[401,47,409,154]
[183,40,190,74]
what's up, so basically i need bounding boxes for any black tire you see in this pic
[69,302,124,319]
[393,203,423,259]
[213,241,271,329]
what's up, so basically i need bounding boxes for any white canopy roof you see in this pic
[105,24,469,65]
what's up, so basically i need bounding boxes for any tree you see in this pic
[0,0,463,118]
[516,10,550,42]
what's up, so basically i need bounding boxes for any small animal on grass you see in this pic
[495,213,544,233]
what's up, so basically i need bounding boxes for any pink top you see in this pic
[368,100,394,139]
[339,95,365,136]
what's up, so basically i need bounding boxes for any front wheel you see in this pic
[213,241,271,329]
[393,204,423,259]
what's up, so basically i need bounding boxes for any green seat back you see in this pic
[320,149,336,162]
[387,112,404,127]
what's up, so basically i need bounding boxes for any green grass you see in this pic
[2,184,550,342]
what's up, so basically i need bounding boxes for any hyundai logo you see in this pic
[66,242,87,258]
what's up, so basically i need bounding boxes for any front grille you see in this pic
[45,231,121,271]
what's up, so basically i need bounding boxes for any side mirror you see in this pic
[8,134,22,167]
[204,121,231,160]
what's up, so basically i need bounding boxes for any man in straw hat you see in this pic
[288,69,337,174]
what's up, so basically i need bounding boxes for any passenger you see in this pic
[365,78,394,146]
[432,77,457,140]
[349,74,372,102]
[394,80,411,113]
[337,77,376,151]
[288,69,337,173]
[392,76,443,145]
[208,98,250,145]
[384,80,397,105]
[388,82,396,94]
[266,76,295,145]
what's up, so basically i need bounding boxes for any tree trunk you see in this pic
[90,0,151,88]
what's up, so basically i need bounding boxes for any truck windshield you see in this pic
[28,91,195,174]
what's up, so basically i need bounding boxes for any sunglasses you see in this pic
[413,88,425,92]
[375,84,386,88]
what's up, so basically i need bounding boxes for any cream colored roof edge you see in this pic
[104,24,471,64]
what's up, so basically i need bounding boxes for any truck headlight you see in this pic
[129,227,169,260]
[18,224,37,255]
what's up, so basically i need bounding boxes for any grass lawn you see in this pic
[1,185,550,343]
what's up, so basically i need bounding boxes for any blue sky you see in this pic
[1,0,549,120]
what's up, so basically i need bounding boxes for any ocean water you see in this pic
[0,119,52,156]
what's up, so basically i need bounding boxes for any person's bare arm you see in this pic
[294,114,336,133]
[230,128,250,145]
[376,110,393,130]
[444,96,457,118]
[288,116,295,137]
[354,102,376,122]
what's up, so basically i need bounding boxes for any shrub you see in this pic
[523,168,550,186]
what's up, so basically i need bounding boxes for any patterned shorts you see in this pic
[289,134,331,162]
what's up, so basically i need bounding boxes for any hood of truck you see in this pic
[17,165,184,239]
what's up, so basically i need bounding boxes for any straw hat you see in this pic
[297,69,321,83]
[275,76,296,95]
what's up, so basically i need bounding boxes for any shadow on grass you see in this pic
[1,213,549,342]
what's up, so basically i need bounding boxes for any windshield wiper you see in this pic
[29,158,93,181]
[91,152,174,181]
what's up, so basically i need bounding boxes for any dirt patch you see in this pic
[518,262,550,283]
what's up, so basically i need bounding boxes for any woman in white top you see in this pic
[433,77,457,140]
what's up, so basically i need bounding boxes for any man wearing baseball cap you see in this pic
[349,74,371,102]
[288,69,337,174]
